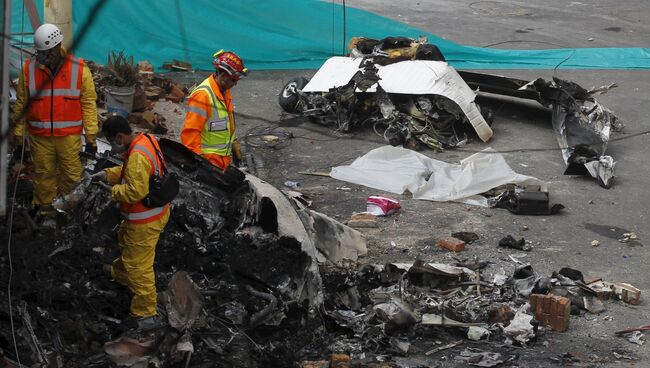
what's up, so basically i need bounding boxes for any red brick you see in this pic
[436,236,465,252]
[347,213,378,228]
[528,294,571,332]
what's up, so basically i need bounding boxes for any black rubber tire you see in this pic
[279,77,309,113]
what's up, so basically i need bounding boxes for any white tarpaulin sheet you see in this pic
[330,146,545,206]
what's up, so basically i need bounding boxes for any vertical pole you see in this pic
[0,0,12,216]
[44,0,72,50]
[24,0,42,31]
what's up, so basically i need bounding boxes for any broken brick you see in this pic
[300,361,329,368]
[529,294,571,332]
[487,305,515,324]
[347,212,378,228]
[589,281,613,301]
[612,282,641,305]
[436,236,465,252]
[330,353,351,368]
[584,276,603,285]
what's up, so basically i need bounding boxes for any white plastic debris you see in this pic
[493,274,508,286]
[503,304,536,345]
[467,326,490,341]
[627,331,645,345]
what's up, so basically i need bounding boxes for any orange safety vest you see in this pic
[24,54,84,136]
[119,133,170,224]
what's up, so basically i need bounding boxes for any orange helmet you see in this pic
[213,50,248,80]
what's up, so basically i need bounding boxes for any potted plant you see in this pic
[104,50,138,117]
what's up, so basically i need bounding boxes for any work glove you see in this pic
[84,144,98,155]
[231,140,242,167]
[232,140,242,161]
[90,170,107,182]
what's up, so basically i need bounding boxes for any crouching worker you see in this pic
[91,116,170,330]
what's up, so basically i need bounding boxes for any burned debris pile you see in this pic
[5,137,628,368]
[1,152,642,368]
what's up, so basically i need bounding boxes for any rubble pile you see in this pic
[1,141,643,367]
[88,60,189,137]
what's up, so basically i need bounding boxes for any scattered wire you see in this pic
[482,39,567,48]
[342,0,347,56]
[241,124,293,149]
[553,49,576,78]
[7,138,26,366]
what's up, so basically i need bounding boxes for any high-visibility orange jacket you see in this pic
[181,75,234,157]
[105,133,170,224]
[12,49,98,144]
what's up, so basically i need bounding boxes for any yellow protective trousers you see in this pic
[111,212,170,318]
[29,134,83,206]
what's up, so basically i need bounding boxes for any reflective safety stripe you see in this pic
[53,88,81,97]
[193,79,234,156]
[27,88,81,98]
[121,206,166,221]
[192,86,218,110]
[28,120,82,129]
[70,57,80,90]
[185,104,208,118]
[201,142,231,149]
[27,59,81,97]
[208,118,228,131]
[132,144,160,176]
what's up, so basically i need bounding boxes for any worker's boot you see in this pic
[34,205,57,232]
[122,314,167,333]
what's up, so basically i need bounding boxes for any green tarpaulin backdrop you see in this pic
[10,0,650,71]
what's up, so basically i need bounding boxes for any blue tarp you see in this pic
[10,0,650,71]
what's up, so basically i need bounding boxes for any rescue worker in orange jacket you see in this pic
[180,50,247,170]
[91,116,170,330]
[11,23,98,218]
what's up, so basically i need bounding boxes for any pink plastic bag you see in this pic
[366,196,401,216]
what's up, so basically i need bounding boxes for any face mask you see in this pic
[111,141,125,153]
[36,52,48,65]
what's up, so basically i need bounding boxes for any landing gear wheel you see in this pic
[279,77,309,113]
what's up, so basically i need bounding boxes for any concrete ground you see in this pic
[168,1,649,366]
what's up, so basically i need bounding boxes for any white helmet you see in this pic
[34,23,63,51]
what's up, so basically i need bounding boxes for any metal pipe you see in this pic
[245,285,278,328]
[44,0,73,50]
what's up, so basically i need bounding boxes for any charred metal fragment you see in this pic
[459,71,623,188]
[280,56,492,151]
